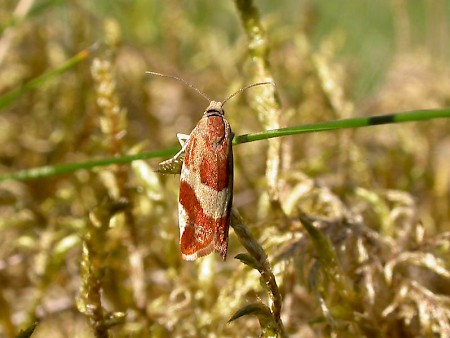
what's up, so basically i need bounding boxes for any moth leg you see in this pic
[173,133,190,159]
[157,133,190,174]
[177,133,190,145]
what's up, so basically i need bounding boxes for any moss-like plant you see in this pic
[0,1,449,337]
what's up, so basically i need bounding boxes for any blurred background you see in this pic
[0,0,449,337]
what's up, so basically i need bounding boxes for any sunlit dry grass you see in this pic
[0,1,449,337]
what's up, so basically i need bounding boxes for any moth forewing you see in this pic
[177,105,233,260]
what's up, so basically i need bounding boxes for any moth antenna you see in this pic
[146,71,211,103]
[221,81,275,106]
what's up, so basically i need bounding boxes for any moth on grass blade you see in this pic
[147,71,273,260]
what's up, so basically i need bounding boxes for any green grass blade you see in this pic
[0,43,99,111]
[0,108,448,182]
[0,147,179,182]
[234,108,450,144]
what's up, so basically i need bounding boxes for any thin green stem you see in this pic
[0,43,99,110]
[234,108,450,144]
[0,147,179,182]
[0,108,448,182]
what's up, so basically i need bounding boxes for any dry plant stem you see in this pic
[231,210,287,338]
[80,241,108,338]
[77,200,127,337]
[234,0,283,206]
[91,55,146,310]
[312,50,357,186]
[313,51,353,119]
[78,202,124,338]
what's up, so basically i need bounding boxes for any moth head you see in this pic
[205,101,224,117]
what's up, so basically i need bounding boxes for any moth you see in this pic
[147,71,273,260]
